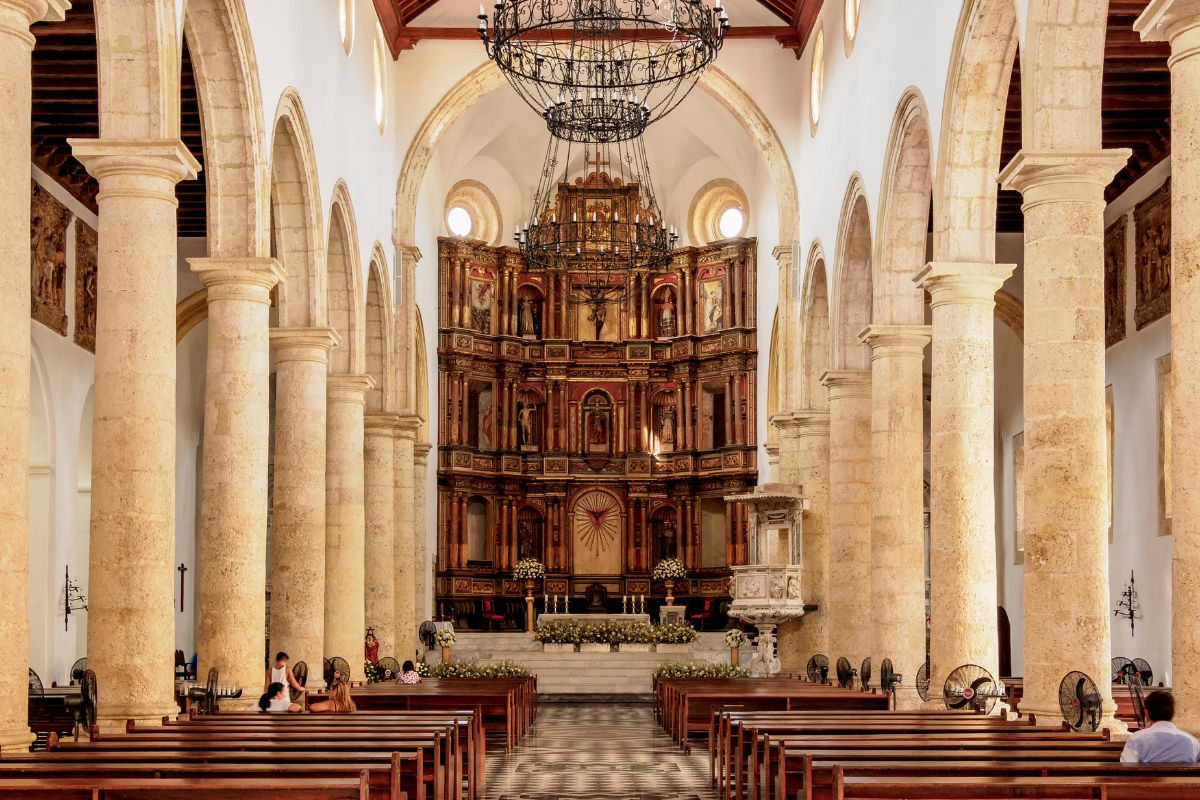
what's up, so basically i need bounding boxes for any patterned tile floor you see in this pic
[482,704,716,800]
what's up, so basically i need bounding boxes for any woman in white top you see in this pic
[258,682,301,713]
[265,651,307,695]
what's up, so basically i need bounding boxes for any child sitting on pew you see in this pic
[1121,690,1200,764]
[258,681,302,713]
[309,680,357,713]
[396,660,422,685]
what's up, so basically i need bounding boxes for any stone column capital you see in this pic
[1136,0,1200,46]
[69,139,201,201]
[327,373,375,405]
[364,412,402,438]
[792,409,831,437]
[270,327,339,364]
[820,370,871,400]
[998,149,1131,207]
[915,262,1016,308]
[858,324,932,357]
[772,242,797,264]
[414,442,432,462]
[395,413,421,441]
[0,0,69,43]
[189,258,284,303]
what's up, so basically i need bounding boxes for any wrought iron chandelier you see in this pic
[478,0,730,142]
[515,133,678,315]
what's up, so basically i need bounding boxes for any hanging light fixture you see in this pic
[479,0,730,142]
[514,133,678,316]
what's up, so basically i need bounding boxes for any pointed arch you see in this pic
[394,62,799,246]
[182,0,268,258]
[327,181,365,376]
[933,0,1019,264]
[875,88,933,326]
[832,176,873,371]
[364,244,395,413]
[801,240,831,410]
[93,0,180,139]
[270,87,327,329]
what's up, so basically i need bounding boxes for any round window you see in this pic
[447,206,474,237]
[718,206,744,239]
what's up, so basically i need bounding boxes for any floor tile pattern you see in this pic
[482,703,716,800]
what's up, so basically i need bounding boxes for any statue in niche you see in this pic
[518,521,536,559]
[584,395,612,453]
[659,405,676,446]
[30,181,71,336]
[589,411,608,447]
[659,290,677,338]
[518,402,537,449]
[518,297,539,338]
[658,520,677,559]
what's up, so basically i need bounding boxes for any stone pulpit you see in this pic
[725,484,808,676]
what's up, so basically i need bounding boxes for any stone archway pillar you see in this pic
[190,258,283,694]
[413,442,432,626]
[914,262,1013,698]
[70,139,200,730]
[1137,0,1200,733]
[860,325,930,707]
[394,417,420,660]
[0,0,69,752]
[269,327,337,672]
[325,374,373,680]
[819,372,873,670]
[1000,149,1129,729]
[364,413,399,657]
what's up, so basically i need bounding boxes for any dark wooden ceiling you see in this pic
[371,0,824,56]
[997,0,1170,233]
[30,0,207,236]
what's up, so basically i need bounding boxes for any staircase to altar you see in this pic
[427,632,747,699]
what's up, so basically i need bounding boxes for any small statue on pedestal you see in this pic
[364,627,380,664]
[659,290,677,338]
[518,402,537,449]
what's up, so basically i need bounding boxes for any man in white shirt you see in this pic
[1121,690,1200,764]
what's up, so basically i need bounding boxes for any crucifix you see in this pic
[177,562,188,612]
[589,149,609,176]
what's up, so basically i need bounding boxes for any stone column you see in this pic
[191,258,283,694]
[413,442,432,624]
[914,262,1013,694]
[1137,0,1200,732]
[269,328,337,670]
[325,374,373,680]
[774,411,831,671]
[0,0,68,752]
[364,413,398,657]
[394,418,419,660]
[860,325,930,706]
[820,371,873,669]
[70,139,200,728]
[1000,150,1129,727]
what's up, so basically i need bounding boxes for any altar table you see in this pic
[536,613,651,626]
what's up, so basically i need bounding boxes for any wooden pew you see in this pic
[0,774,374,799]
[834,771,1200,800]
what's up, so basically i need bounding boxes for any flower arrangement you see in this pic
[512,558,546,581]
[434,628,457,647]
[425,660,533,678]
[415,659,431,677]
[723,629,748,649]
[652,557,688,580]
[533,619,698,645]
[656,621,699,644]
[363,661,388,683]
[653,662,751,679]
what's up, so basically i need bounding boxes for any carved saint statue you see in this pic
[518,402,537,448]
[589,410,608,446]
[659,291,676,338]
[518,521,535,559]
[364,627,380,664]
[659,405,676,445]
[659,521,677,559]
[519,297,539,337]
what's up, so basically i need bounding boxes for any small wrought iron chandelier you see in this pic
[515,133,678,315]
[479,0,730,142]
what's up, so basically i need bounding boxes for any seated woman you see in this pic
[396,660,422,685]
[309,679,356,713]
[257,681,301,713]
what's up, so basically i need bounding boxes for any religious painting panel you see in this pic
[700,276,725,334]
[1105,217,1127,347]
[469,276,494,334]
[1013,432,1024,565]
[1135,180,1171,330]
[700,498,728,568]
[1158,354,1172,537]
[30,181,71,336]
[74,220,98,352]
[477,386,495,450]
[571,488,623,575]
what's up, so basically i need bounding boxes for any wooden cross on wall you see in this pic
[589,149,609,175]
[177,562,187,612]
